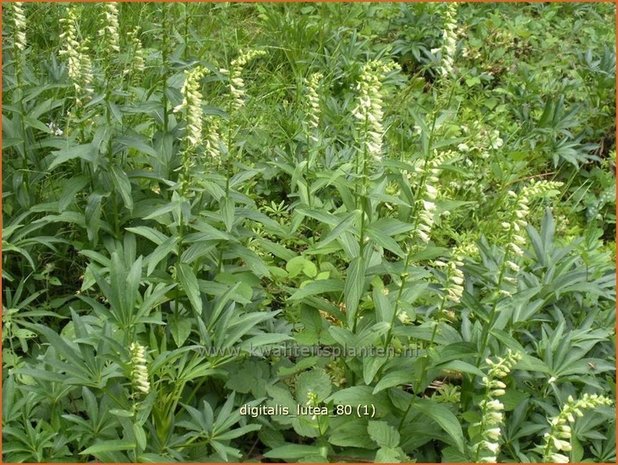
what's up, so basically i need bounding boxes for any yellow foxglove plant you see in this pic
[129,342,150,396]
[174,66,208,196]
[12,2,27,53]
[500,180,564,293]
[305,72,323,143]
[440,2,458,77]
[302,72,323,207]
[221,49,266,112]
[541,393,613,463]
[125,26,146,84]
[59,5,94,107]
[352,60,399,165]
[100,2,120,54]
[434,243,471,308]
[414,151,457,244]
[174,66,207,148]
[473,350,522,462]
[204,118,223,164]
[10,2,27,104]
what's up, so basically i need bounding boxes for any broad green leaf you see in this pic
[414,398,465,453]
[80,439,136,455]
[327,386,391,415]
[170,316,192,347]
[373,369,415,394]
[363,356,388,385]
[316,210,360,249]
[146,236,178,276]
[264,444,326,460]
[296,368,332,403]
[49,143,97,170]
[177,263,202,315]
[59,176,88,211]
[125,226,168,246]
[286,256,317,278]
[328,420,371,448]
[366,226,406,257]
[368,420,400,448]
[375,447,405,463]
[289,279,344,301]
[133,423,147,451]
[221,196,235,232]
[435,360,484,378]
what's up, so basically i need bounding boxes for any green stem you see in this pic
[352,115,370,334]
[476,191,524,361]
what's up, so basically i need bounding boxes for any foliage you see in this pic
[2,2,615,463]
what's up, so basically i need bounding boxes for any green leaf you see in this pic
[80,439,136,455]
[177,263,202,315]
[286,256,317,278]
[170,315,192,347]
[345,256,366,326]
[328,420,371,448]
[59,176,89,211]
[146,236,178,276]
[327,386,391,415]
[296,368,332,403]
[295,208,339,226]
[366,225,406,257]
[264,444,326,460]
[435,360,484,378]
[368,420,400,448]
[125,226,168,246]
[221,196,235,232]
[85,192,104,244]
[117,133,158,157]
[133,423,147,451]
[414,398,465,453]
[110,165,134,211]
[363,356,388,385]
[289,279,344,301]
[49,143,97,170]
[375,447,405,463]
[316,210,360,249]
[373,369,415,394]
[143,201,181,221]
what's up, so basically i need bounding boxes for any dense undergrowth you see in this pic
[2,2,616,463]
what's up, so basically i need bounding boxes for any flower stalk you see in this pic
[129,342,150,396]
[473,350,522,462]
[541,393,612,463]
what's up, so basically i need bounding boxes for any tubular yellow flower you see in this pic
[129,342,150,395]
[204,118,222,162]
[128,27,145,75]
[433,244,466,307]
[100,2,120,53]
[59,6,94,106]
[174,66,207,147]
[440,3,458,77]
[541,393,612,462]
[12,2,27,52]
[504,180,564,259]
[305,72,323,141]
[352,60,399,163]
[474,350,522,462]
[414,151,456,244]
[223,49,266,112]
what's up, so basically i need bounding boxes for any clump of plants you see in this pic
[3,3,615,463]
